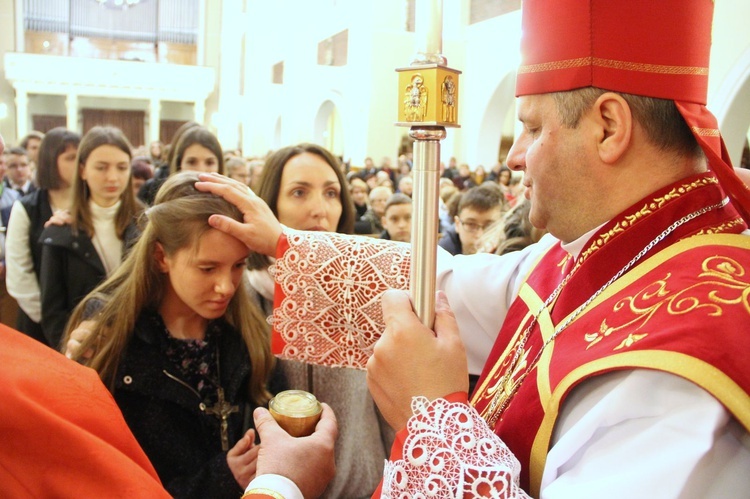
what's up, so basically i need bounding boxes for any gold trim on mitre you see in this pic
[519,56,708,76]
[690,126,721,137]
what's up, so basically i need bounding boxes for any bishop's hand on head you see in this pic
[195,173,283,257]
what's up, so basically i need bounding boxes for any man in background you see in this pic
[19,130,43,175]
[4,147,36,196]
[439,183,505,255]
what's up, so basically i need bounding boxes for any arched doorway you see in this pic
[713,46,750,167]
[475,71,517,168]
[314,100,344,157]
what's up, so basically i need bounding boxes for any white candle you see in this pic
[416,0,442,56]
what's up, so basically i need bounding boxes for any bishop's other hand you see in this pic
[367,290,469,431]
[195,173,282,257]
[252,404,337,498]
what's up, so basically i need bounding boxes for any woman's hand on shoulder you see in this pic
[44,209,72,228]
[64,320,98,360]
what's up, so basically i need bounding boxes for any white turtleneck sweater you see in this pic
[90,200,122,276]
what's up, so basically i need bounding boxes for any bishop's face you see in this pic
[505,94,591,243]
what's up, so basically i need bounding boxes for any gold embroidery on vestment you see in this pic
[479,331,531,420]
[614,333,648,350]
[594,58,708,75]
[694,218,745,235]
[579,178,717,263]
[584,320,611,349]
[585,255,750,350]
[556,254,570,274]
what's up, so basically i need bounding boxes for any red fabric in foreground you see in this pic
[0,324,169,498]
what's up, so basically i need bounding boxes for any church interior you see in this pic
[1,0,750,168]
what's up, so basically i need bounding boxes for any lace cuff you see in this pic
[270,230,411,369]
[381,394,529,498]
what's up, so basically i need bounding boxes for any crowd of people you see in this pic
[1,118,531,498]
[2,0,750,497]
[0,120,532,342]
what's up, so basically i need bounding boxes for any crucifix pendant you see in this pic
[486,375,513,427]
[204,387,239,451]
[486,349,529,426]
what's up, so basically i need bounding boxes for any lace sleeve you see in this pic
[270,230,411,369]
[382,396,529,498]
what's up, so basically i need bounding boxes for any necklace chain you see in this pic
[484,197,729,427]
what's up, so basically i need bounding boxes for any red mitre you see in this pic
[516,0,750,222]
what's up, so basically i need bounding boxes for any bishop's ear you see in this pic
[592,92,633,164]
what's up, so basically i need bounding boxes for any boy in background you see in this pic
[439,183,505,255]
[379,193,412,242]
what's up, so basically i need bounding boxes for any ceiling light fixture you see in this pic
[94,0,145,10]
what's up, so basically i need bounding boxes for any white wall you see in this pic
[3,0,750,166]
[0,0,18,144]
[708,1,750,165]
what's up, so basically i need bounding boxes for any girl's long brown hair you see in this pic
[70,126,141,238]
[64,171,275,405]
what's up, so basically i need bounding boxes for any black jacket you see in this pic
[38,222,140,348]
[114,313,255,498]
[4,190,53,343]
[355,208,384,235]
[137,165,170,206]
[4,177,38,196]
[438,227,463,255]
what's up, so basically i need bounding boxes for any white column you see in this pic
[14,0,24,53]
[149,98,161,143]
[194,99,206,124]
[66,93,79,132]
[215,0,243,149]
[197,0,206,65]
[15,88,28,140]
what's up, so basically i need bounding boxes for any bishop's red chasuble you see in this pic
[471,173,750,494]
[0,324,169,498]
[270,173,750,497]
